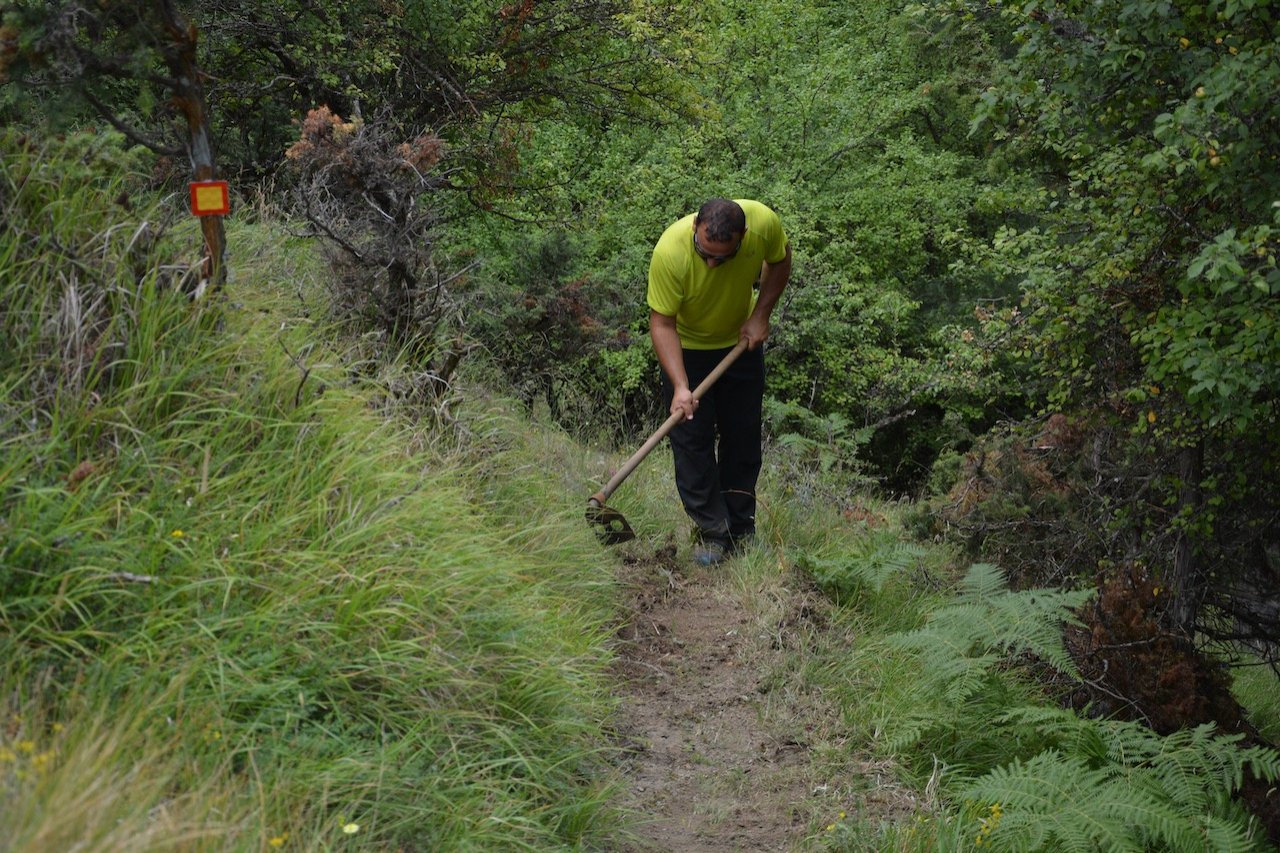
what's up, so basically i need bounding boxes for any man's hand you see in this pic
[670,386,698,421]
[741,244,791,351]
[740,315,770,351]
[651,310,696,420]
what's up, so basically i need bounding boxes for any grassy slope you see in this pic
[1,131,624,851]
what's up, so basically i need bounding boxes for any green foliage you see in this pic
[1135,222,1280,432]
[443,0,1040,493]
[717,4,1036,479]
[765,398,874,477]
[1232,665,1280,744]
[870,563,1091,768]
[972,0,1280,431]
[465,230,625,430]
[11,3,1280,846]
[0,128,190,413]
[910,0,1280,653]
[2,0,702,183]
[834,553,1279,850]
[906,419,1104,590]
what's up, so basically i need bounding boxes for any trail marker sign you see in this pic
[189,180,230,216]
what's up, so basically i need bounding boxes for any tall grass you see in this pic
[1,127,620,850]
[1,675,251,851]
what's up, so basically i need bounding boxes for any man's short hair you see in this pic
[695,198,746,242]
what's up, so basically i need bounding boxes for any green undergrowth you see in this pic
[790,530,1280,851]
[558,388,1280,851]
[1,128,619,851]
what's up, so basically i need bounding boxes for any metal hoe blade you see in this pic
[586,498,635,545]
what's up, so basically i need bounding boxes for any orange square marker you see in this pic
[189,180,230,216]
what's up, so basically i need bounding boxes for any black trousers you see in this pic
[661,345,764,546]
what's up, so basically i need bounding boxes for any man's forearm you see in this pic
[650,311,688,390]
[751,246,792,322]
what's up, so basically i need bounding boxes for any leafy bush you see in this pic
[925,0,1280,652]
[908,417,1099,589]
[462,230,639,432]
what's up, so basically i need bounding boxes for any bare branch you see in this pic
[82,89,185,156]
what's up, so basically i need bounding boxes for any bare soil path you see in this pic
[608,543,903,852]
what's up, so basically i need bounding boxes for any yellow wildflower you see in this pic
[342,823,360,835]
[170,529,185,538]
[976,802,1003,846]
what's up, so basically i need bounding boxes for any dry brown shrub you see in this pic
[1069,563,1245,735]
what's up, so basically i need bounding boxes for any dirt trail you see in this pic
[609,544,854,852]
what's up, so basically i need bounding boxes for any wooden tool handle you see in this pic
[592,341,748,505]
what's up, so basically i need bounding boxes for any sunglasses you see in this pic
[693,229,743,262]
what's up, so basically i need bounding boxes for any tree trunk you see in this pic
[156,0,226,295]
[1169,440,1205,634]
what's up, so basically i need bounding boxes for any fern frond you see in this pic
[961,720,1280,852]
[1200,812,1256,853]
[1099,720,1280,808]
[963,750,1204,852]
[985,588,1091,675]
[963,751,1149,852]
[1241,743,1280,784]
[805,541,926,595]
[1133,724,1234,813]
[996,704,1088,738]
[997,704,1110,763]
[886,563,1093,693]
[881,711,935,754]
[957,562,1010,600]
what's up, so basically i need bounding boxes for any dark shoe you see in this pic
[692,540,727,566]
[728,530,755,554]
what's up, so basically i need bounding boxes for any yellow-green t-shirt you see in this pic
[646,199,789,349]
